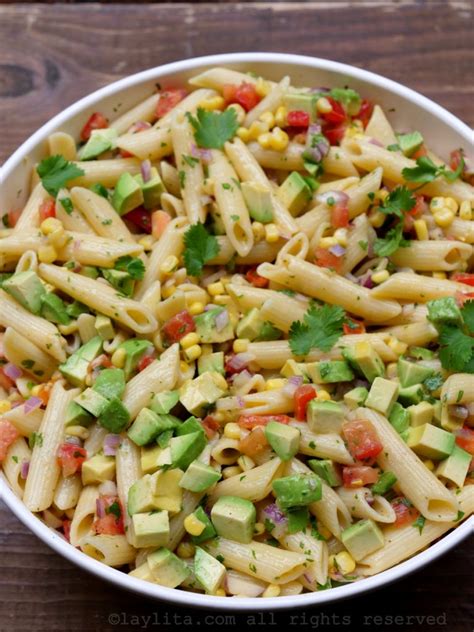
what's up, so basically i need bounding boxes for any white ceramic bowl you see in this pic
[1,52,472,610]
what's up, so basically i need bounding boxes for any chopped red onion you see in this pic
[282,375,304,397]
[20,460,30,479]
[369,138,384,147]
[23,396,42,415]
[215,309,229,332]
[3,363,22,380]
[449,405,468,420]
[96,498,106,519]
[359,271,374,288]
[140,159,152,183]
[190,143,212,164]
[227,353,255,372]
[128,121,152,134]
[329,244,346,257]
[316,190,349,205]
[236,395,245,408]
[232,369,252,389]
[103,434,122,456]
[261,503,288,538]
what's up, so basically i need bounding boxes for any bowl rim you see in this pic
[1,51,472,610]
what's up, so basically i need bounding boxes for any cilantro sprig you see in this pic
[183,222,220,277]
[373,222,410,257]
[402,156,464,186]
[37,155,85,198]
[187,107,239,149]
[427,298,474,373]
[373,186,414,257]
[289,303,346,356]
[114,256,145,280]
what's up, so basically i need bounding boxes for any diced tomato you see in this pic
[237,414,291,429]
[137,353,155,372]
[161,310,195,345]
[343,318,366,335]
[93,495,125,535]
[238,426,268,458]
[123,206,152,233]
[320,97,346,125]
[119,148,134,158]
[391,497,420,527]
[403,213,415,232]
[287,110,310,128]
[354,99,374,128]
[202,415,220,439]
[0,367,14,391]
[411,144,428,160]
[342,418,383,462]
[0,419,20,462]
[245,266,269,288]
[6,208,21,228]
[57,443,87,477]
[222,84,238,103]
[314,247,343,273]
[455,426,474,455]
[322,123,347,146]
[62,519,72,542]
[233,82,261,112]
[156,88,187,119]
[35,384,51,406]
[408,195,426,218]
[80,112,108,142]
[39,199,56,222]
[452,273,474,287]
[331,202,349,228]
[294,385,317,421]
[342,465,378,488]
[90,354,112,371]
[151,210,171,239]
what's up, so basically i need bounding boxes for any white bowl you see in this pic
[1,52,472,610]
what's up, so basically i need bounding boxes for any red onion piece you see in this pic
[282,375,304,397]
[128,121,152,134]
[4,363,22,380]
[215,309,229,332]
[369,138,384,147]
[316,190,350,205]
[96,498,106,519]
[236,395,245,408]
[261,503,288,538]
[140,159,152,183]
[190,143,212,164]
[103,434,122,456]
[449,405,468,420]
[20,460,30,479]
[329,244,346,257]
[227,353,254,372]
[23,396,43,415]
[232,369,252,389]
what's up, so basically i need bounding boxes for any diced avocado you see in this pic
[366,377,399,416]
[397,357,433,388]
[256,321,281,341]
[211,496,256,544]
[127,408,179,446]
[265,421,300,461]
[371,471,397,495]
[170,431,206,470]
[408,401,434,427]
[179,372,228,416]
[341,519,384,561]
[194,307,234,343]
[344,342,385,383]
[398,383,424,406]
[59,336,103,387]
[118,339,154,379]
[388,402,410,434]
[396,131,424,157]
[3,271,46,314]
[93,367,125,399]
[236,308,263,341]
[190,506,217,544]
[65,401,94,427]
[307,360,354,384]
[112,172,144,216]
[66,300,90,318]
[427,297,462,326]
[80,265,100,279]
[175,416,204,437]
[78,128,118,161]
[307,400,344,433]
[95,314,115,340]
[277,172,312,217]
[128,475,159,515]
[198,351,225,376]
[179,460,221,492]
[408,346,434,361]
[102,268,135,297]
[281,359,307,379]
[344,386,369,410]
[74,387,109,417]
[308,459,342,487]
[141,444,165,474]
[147,548,189,588]
[408,423,455,460]
[194,546,226,594]
[241,181,274,223]
[0,273,12,288]
[283,92,317,122]
[40,292,71,325]
[134,167,166,210]
[98,397,130,432]
[436,445,471,487]
[432,400,442,425]
[150,389,180,415]
[150,468,184,514]
[130,510,169,548]
[156,429,173,449]
[272,474,322,509]
[81,454,116,485]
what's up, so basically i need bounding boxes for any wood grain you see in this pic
[0,3,473,631]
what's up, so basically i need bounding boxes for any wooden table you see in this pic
[0,3,472,630]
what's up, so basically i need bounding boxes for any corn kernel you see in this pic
[233,338,249,353]
[316,390,331,401]
[0,401,12,414]
[66,425,90,440]
[423,459,435,471]
[318,522,332,539]
[160,255,179,275]
[227,103,246,125]
[444,197,458,212]
[414,219,429,241]
[138,235,154,250]
[224,422,241,440]
[372,269,390,285]
[275,106,288,127]
[256,77,271,97]
[237,455,255,471]
[161,284,176,299]
[180,332,200,350]
[111,347,126,368]
[433,271,447,279]
[48,228,67,249]
[434,208,455,227]
[265,223,280,243]
[38,244,57,263]
[316,97,332,114]
[266,378,285,390]
[259,111,275,127]
[459,200,472,221]
[262,584,281,598]
[334,228,348,247]
[215,588,226,597]
[222,465,242,479]
[208,281,225,296]
[335,551,356,575]
[375,188,389,202]
[184,514,205,537]
[386,362,398,379]
[387,337,408,355]
[200,96,225,111]
[40,217,63,235]
[269,127,289,151]
[252,221,265,242]
[179,361,191,373]
[318,236,338,249]
[253,522,265,536]
[177,542,195,559]
[213,413,225,426]
[236,127,251,142]
[257,132,273,149]
[248,120,269,140]
[368,209,386,228]
[213,294,230,306]
[430,197,445,211]
[184,344,202,362]
[189,301,205,316]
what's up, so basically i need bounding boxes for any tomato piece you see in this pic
[137,353,155,372]
[0,367,14,391]
[452,273,474,287]
[331,202,349,228]
[245,266,269,288]
[342,465,378,488]
[123,206,152,233]
[151,210,171,239]
[322,123,347,146]
[343,318,366,335]
[408,195,426,217]
[391,497,420,527]
[314,247,343,273]
[403,213,415,232]
[93,495,125,535]
[90,354,112,371]
[35,384,51,406]
[222,84,238,104]
[80,112,108,142]
[342,418,383,462]
[234,82,261,112]
[162,310,196,345]
[4,208,21,228]
[455,426,474,455]
[156,88,187,119]
[57,443,87,477]
[238,426,268,458]
[39,199,56,222]
[62,519,72,542]
[287,110,310,128]
[294,385,317,421]
[202,415,220,439]
[321,97,346,125]
[237,414,291,429]
[411,144,428,160]
[0,419,20,462]
[119,148,134,158]
[355,99,374,128]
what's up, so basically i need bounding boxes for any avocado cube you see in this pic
[397,357,434,388]
[141,444,165,474]
[344,386,369,410]
[134,167,166,210]
[283,92,317,122]
[308,459,342,487]
[277,172,312,217]
[388,402,410,434]
[102,269,135,297]
[194,546,226,594]
[432,400,443,426]
[341,519,384,561]
[307,360,354,384]
[169,431,206,470]
[179,460,221,493]
[117,339,154,379]
[396,131,424,157]
[112,172,144,216]
[79,266,100,279]
[130,510,170,548]
[272,474,322,509]
[0,273,12,288]
[98,397,130,432]
[371,471,397,495]
[128,475,157,515]
[307,400,344,433]
[236,308,264,341]
[66,300,90,318]
[74,388,109,417]
[95,314,115,340]
[349,341,385,383]
[40,292,71,325]
[78,128,117,161]
[175,416,204,437]
[407,423,455,460]
[281,359,307,378]
[265,421,300,461]
[93,367,125,399]
[436,445,471,487]
[197,352,225,376]
[398,384,424,406]
[59,336,103,387]
[427,297,462,326]
[150,389,180,414]
[150,468,184,514]
[408,346,434,361]
[408,401,434,427]
[179,372,227,416]
[241,181,274,223]
[65,401,94,427]
[211,496,256,544]
[194,307,234,343]
[366,377,399,416]
[3,271,46,314]
[127,408,162,446]
[256,321,281,342]
[146,548,189,588]
[81,454,116,485]
[190,506,217,544]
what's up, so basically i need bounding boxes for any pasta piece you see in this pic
[53,474,82,511]
[2,326,57,379]
[279,528,328,588]
[364,105,397,147]
[244,75,289,127]
[69,485,100,546]
[13,183,49,233]
[48,132,77,161]
[80,534,136,567]
[69,158,142,187]
[291,422,354,465]
[2,406,43,437]
[371,272,466,301]
[337,487,396,523]
[209,458,284,503]
[3,437,31,498]
[389,241,472,271]
[110,92,160,134]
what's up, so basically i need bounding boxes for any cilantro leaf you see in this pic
[37,155,84,198]
[329,88,361,114]
[402,156,464,185]
[438,326,474,372]
[423,373,443,392]
[114,256,145,280]
[60,197,74,215]
[461,300,474,334]
[183,222,220,277]
[289,304,345,356]
[379,186,416,219]
[187,108,238,149]
[373,222,410,257]
[412,515,426,535]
